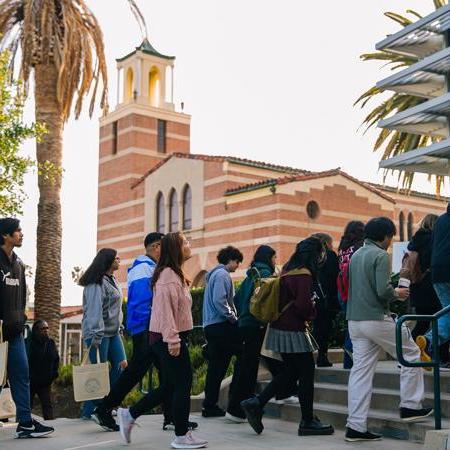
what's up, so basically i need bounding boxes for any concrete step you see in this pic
[263,399,444,443]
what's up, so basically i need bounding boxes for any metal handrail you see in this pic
[396,304,450,430]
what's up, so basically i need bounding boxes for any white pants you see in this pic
[346,316,424,432]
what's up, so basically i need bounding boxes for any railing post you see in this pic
[432,320,442,430]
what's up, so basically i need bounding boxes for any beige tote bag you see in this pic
[73,346,110,402]
[0,321,8,387]
[0,387,16,420]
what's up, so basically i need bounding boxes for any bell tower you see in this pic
[97,39,191,286]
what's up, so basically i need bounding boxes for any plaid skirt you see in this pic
[265,327,318,354]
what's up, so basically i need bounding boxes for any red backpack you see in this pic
[337,246,356,303]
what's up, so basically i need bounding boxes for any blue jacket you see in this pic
[202,264,237,327]
[432,203,450,283]
[126,255,156,336]
[235,262,273,328]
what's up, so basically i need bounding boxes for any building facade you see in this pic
[97,41,448,291]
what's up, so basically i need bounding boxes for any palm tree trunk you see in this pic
[33,64,63,344]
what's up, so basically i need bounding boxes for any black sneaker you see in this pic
[345,427,382,442]
[163,420,198,431]
[15,419,54,438]
[400,407,433,422]
[92,407,119,431]
[240,397,264,435]
[201,405,226,418]
[298,416,334,436]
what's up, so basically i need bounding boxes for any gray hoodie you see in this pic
[81,275,123,345]
[202,264,237,327]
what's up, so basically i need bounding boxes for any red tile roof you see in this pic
[27,305,83,321]
[131,152,307,189]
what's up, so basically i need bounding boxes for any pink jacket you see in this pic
[149,267,193,344]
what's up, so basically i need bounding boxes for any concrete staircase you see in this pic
[260,361,450,443]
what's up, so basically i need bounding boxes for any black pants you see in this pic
[258,352,315,422]
[30,384,53,420]
[203,321,242,408]
[313,304,334,355]
[261,356,297,400]
[227,326,266,416]
[102,331,171,420]
[147,338,193,437]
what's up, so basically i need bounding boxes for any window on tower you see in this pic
[156,192,165,233]
[169,189,178,231]
[157,119,166,153]
[112,121,118,155]
[182,184,192,230]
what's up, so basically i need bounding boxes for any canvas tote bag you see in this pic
[0,386,16,420]
[0,321,8,387]
[73,346,110,402]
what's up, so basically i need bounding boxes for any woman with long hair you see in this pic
[80,248,127,419]
[226,245,277,421]
[241,237,334,437]
[337,221,365,369]
[117,232,207,449]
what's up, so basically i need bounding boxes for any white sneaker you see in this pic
[283,396,298,405]
[117,408,136,444]
[171,431,208,449]
[225,412,247,423]
[274,399,285,405]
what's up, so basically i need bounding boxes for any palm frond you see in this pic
[126,0,148,41]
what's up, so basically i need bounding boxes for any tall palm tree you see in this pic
[355,0,447,193]
[0,0,109,341]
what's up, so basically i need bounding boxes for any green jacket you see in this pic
[346,239,398,321]
[235,262,273,328]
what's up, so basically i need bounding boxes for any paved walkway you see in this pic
[0,414,423,449]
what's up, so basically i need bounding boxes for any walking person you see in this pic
[337,221,365,369]
[311,233,340,367]
[27,320,60,420]
[202,246,244,418]
[241,237,334,436]
[226,245,277,421]
[80,248,127,420]
[345,217,432,442]
[416,203,450,362]
[117,232,208,449]
[0,218,54,438]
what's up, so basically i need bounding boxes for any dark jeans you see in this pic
[149,338,192,437]
[203,321,242,408]
[30,384,53,420]
[103,331,171,421]
[313,300,337,355]
[227,326,265,416]
[258,352,315,422]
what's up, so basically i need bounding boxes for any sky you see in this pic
[16,0,448,306]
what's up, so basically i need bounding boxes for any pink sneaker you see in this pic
[171,430,208,448]
[117,408,138,444]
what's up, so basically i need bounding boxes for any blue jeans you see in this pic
[425,282,450,347]
[338,293,353,369]
[1,334,32,424]
[81,334,126,418]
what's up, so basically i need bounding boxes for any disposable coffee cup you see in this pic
[398,277,411,289]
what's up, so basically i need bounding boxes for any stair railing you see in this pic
[396,305,450,430]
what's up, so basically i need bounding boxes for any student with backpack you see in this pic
[337,221,365,369]
[226,245,277,422]
[240,237,334,436]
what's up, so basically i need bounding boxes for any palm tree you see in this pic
[355,0,447,192]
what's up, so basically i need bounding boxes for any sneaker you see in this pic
[440,362,450,371]
[225,412,247,423]
[92,407,119,432]
[171,431,208,449]
[15,419,54,438]
[400,407,433,422]
[163,420,199,431]
[415,336,432,371]
[201,405,226,418]
[298,416,334,436]
[240,397,264,435]
[345,427,382,442]
[117,407,137,444]
[283,395,298,405]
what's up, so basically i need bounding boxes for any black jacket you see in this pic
[27,336,60,387]
[315,249,340,313]
[408,228,441,310]
[0,248,27,340]
[431,203,450,284]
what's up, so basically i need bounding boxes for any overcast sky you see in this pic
[17,0,447,306]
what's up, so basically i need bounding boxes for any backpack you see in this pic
[249,268,311,324]
[337,246,354,303]
[400,250,427,285]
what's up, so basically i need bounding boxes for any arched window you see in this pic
[182,185,192,230]
[407,213,414,241]
[169,189,178,232]
[125,67,133,101]
[399,212,405,242]
[149,66,160,107]
[156,192,165,233]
